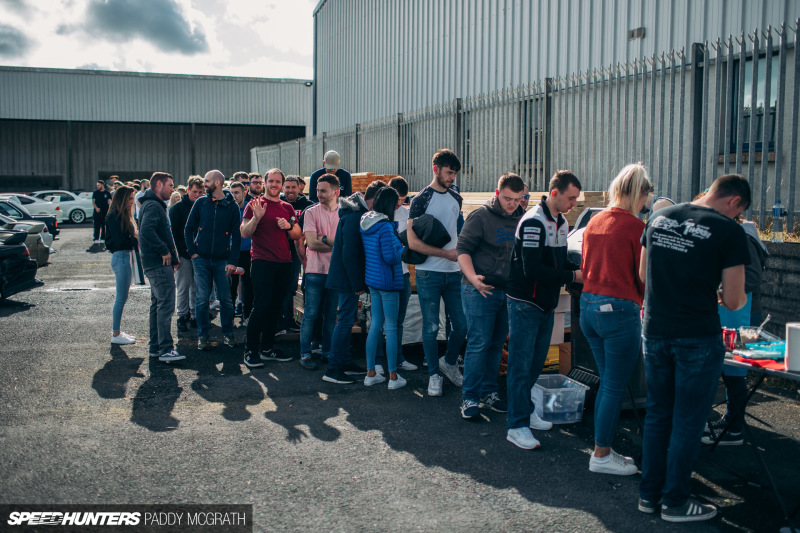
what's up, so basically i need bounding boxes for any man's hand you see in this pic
[250,200,265,220]
[470,275,495,298]
[225,264,237,276]
[95,207,100,213]
[191,254,198,259]
[442,248,458,262]
[173,258,181,270]
[161,253,171,266]
[277,217,291,230]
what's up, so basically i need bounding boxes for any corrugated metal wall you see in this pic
[0,119,304,191]
[314,0,800,132]
[0,67,313,132]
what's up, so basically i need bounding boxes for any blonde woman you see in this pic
[168,190,182,208]
[580,163,652,475]
[105,186,138,344]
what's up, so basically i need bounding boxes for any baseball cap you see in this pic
[324,150,341,169]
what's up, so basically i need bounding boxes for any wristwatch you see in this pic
[321,235,328,244]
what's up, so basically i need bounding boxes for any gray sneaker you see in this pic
[198,336,210,351]
[661,499,717,523]
[439,356,463,387]
[427,374,444,396]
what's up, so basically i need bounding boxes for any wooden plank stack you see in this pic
[350,172,399,193]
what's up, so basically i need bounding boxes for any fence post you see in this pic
[322,132,327,156]
[455,98,463,162]
[297,139,302,176]
[355,124,361,173]
[396,113,403,174]
[543,78,553,185]
[689,43,705,200]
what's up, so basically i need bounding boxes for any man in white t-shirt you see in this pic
[407,149,467,397]
[298,174,341,370]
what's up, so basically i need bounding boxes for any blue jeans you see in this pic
[639,335,725,508]
[461,284,508,402]
[506,299,555,429]
[367,288,400,372]
[579,293,642,448]
[300,273,338,356]
[192,256,235,337]
[415,270,467,376]
[329,291,358,372]
[376,272,411,365]
[110,251,132,332]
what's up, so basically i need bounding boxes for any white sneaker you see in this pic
[589,451,638,475]
[529,410,554,431]
[427,374,443,396]
[439,356,463,387]
[375,364,385,375]
[398,360,418,371]
[111,332,135,345]
[388,374,407,390]
[210,300,221,310]
[507,427,541,450]
[364,373,386,386]
[159,349,185,362]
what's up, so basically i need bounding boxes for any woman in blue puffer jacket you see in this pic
[360,187,407,390]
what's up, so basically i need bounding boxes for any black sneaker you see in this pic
[638,497,661,514]
[661,499,717,523]
[234,303,243,318]
[177,316,189,332]
[461,399,481,420]
[300,355,318,370]
[260,348,292,362]
[322,369,355,384]
[223,335,238,348]
[342,362,367,375]
[703,417,727,435]
[701,428,744,446]
[243,351,264,368]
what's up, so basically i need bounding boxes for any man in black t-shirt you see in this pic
[308,150,352,203]
[638,174,751,523]
[91,180,112,244]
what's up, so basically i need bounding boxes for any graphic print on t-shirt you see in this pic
[649,215,712,253]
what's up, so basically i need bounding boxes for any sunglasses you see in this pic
[523,194,530,199]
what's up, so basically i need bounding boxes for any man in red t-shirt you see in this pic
[240,168,303,368]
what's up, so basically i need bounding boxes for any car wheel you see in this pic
[70,209,86,224]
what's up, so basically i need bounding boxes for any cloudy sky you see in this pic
[0,0,316,79]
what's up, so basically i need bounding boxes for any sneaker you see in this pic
[243,350,264,368]
[342,362,367,375]
[461,399,481,419]
[364,373,386,386]
[388,374,407,390]
[427,374,444,396]
[661,499,718,523]
[638,497,661,514]
[398,360,418,371]
[275,329,288,336]
[704,417,727,435]
[507,427,541,450]
[260,348,292,362]
[223,335,237,348]
[318,352,329,363]
[701,428,744,446]
[480,392,508,413]
[177,316,189,332]
[529,410,554,431]
[93,239,99,244]
[234,303,243,317]
[310,342,323,355]
[322,369,355,384]
[111,332,135,345]
[299,355,318,370]
[149,351,160,358]
[589,452,638,475]
[159,349,185,362]
[240,317,248,328]
[439,356,463,387]
[375,364,385,375]
[210,300,221,310]
[198,336,210,351]
[286,322,301,333]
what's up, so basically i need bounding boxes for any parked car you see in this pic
[0,214,50,265]
[31,190,94,224]
[0,199,59,239]
[0,230,41,301]
[0,193,63,223]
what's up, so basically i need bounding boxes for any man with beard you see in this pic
[407,149,467,397]
[185,170,241,350]
[240,169,302,368]
[245,172,263,202]
[139,172,183,362]
[170,175,204,332]
[279,175,314,333]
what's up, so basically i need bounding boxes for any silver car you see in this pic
[32,190,95,224]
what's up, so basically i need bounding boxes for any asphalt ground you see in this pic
[1,226,799,532]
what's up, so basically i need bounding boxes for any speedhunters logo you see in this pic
[1,505,252,531]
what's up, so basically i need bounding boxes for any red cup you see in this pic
[722,327,737,352]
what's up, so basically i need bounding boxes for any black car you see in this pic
[0,199,59,238]
[0,230,41,301]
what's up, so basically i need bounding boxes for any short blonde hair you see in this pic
[608,163,652,213]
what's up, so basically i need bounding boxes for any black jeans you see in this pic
[230,250,253,319]
[246,259,293,353]
[94,209,107,240]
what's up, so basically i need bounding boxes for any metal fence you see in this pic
[253,20,800,229]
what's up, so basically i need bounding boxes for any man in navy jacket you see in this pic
[185,170,241,351]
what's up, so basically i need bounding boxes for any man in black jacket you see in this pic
[505,170,582,450]
[139,172,184,362]
[169,175,204,332]
[184,170,242,351]
[323,180,386,384]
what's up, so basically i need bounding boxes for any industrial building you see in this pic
[0,67,313,192]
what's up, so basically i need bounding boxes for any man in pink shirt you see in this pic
[298,174,341,370]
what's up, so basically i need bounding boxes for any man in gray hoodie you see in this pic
[139,171,184,362]
[456,173,526,420]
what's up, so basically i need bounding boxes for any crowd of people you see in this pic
[98,147,758,523]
